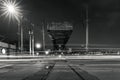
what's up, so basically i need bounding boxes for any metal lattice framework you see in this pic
[47,22,73,51]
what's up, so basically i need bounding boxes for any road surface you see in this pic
[0,58,120,80]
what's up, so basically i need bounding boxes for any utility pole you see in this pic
[17,22,22,53]
[20,23,23,53]
[32,32,34,56]
[29,30,33,55]
[18,16,24,53]
[17,23,20,52]
[29,26,34,56]
[85,5,89,51]
[30,23,35,56]
[42,23,45,51]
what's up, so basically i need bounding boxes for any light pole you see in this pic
[29,30,32,55]
[42,23,45,51]
[85,5,89,52]
[86,6,88,51]
[28,23,35,56]
[30,23,35,56]
[1,0,23,53]
[18,17,24,53]
[32,31,34,56]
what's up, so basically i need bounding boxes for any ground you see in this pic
[0,56,120,80]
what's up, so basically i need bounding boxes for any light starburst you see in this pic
[0,0,22,22]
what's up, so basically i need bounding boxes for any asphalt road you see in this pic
[68,59,120,80]
[0,60,53,80]
[0,58,120,80]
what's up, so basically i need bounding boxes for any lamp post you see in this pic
[18,17,23,53]
[86,6,89,51]
[1,0,23,53]
[29,30,32,55]
[32,31,34,56]
[29,24,35,56]
[82,4,89,52]
[42,23,45,51]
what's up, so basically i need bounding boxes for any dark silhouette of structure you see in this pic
[47,22,73,51]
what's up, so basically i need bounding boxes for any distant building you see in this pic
[0,41,16,55]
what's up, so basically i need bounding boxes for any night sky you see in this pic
[0,0,120,48]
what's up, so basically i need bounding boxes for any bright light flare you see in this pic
[45,51,49,55]
[2,48,7,54]
[7,4,16,13]
[36,43,42,49]
[0,0,22,22]
[58,55,62,58]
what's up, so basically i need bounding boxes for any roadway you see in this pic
[0,56,120,80]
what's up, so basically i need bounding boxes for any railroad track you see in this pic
[68,64,100,80]
[68,65,85,80]
[22,63,55,80]
[22,60,100,80]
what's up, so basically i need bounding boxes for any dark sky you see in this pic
[0,0,120,48]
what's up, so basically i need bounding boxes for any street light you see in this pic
[0,0,23,52]
[7,4,15,13]
[45,50,49,55]
[0,0,22,22]
[36,43,42,49]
